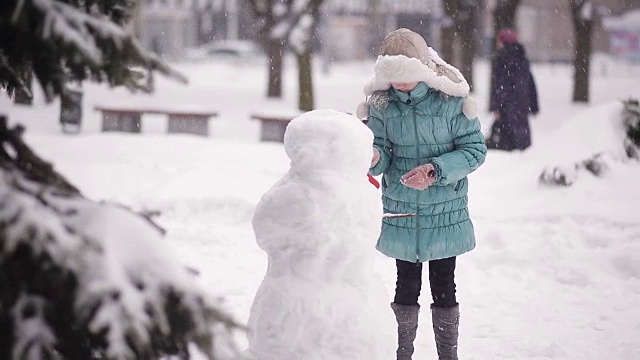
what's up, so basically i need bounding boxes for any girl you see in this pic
[356,28,487,360]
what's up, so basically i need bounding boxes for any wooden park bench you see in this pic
[95,106,219,136]
[251,110,301,142]
[251,110,361,143]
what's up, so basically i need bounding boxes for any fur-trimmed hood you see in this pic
[356,28,473,119]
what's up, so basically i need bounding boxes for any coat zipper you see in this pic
[410,92,421,262]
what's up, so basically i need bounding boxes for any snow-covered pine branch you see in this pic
[0,53,32,98]
[0,118,242,359]
[0,0,186,101]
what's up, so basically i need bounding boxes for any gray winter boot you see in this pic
[431,305,460,360]
[391,302,420,360]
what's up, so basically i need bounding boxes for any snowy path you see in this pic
[461,216,639,359]
[158,171,640,359]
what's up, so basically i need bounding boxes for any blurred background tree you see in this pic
[570,0,595,103]
[248,0,325,110]
[293,0,324,112]
[442,0,481,91]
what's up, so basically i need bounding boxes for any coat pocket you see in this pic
[453,179,463,192]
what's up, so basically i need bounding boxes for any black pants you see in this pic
[394,257,457,308]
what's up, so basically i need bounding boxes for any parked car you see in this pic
[184,40,266,64]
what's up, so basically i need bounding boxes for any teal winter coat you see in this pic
[367,82,487,262]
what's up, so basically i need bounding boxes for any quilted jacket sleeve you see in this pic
[367,106,392,176]
[430,111,487,186]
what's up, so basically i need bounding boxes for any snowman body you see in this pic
[247,110,396,360]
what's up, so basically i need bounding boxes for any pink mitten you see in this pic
[401,164,437,190]
[371,148,381,168]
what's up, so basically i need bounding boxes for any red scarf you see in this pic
[368,174,380,188]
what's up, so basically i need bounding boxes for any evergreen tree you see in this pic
[0,1,241,359]
[0,0,186,102]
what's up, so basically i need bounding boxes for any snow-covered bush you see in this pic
[539,98,639,186]
[0,118,242,359]
[539,152,612,186]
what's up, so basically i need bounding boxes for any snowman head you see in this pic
[284,110,373,175]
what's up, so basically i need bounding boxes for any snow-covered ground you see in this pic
[1,54,639,359]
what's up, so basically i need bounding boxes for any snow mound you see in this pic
[537,100,639,186]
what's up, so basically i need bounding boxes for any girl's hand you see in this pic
[371,147,381,168]
[400,164,437,190]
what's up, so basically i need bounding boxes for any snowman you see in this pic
[246,109,396,360]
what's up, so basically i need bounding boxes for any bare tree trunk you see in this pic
[440,26,457,67]
[266,39,285,98]
[368,0,384,57]
[296,0,323,111]
[297,50,314,111]
[248,1,286,99]
[250,0,324,101]
[570,0,593,103]
[441,0,459,66]
[460,28,475,90]
[493,0,521,34]
[458,1,479,91]
[442,0,479,91]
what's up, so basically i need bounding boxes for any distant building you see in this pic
[193,0,255,44]
[135,0,197,60]
[133,0,450,61]
[133,0,254,61]
[603,8,640,62]
[482,0,640,62]
[320,0,445,61]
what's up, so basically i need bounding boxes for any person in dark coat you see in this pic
[487,28,539,151]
